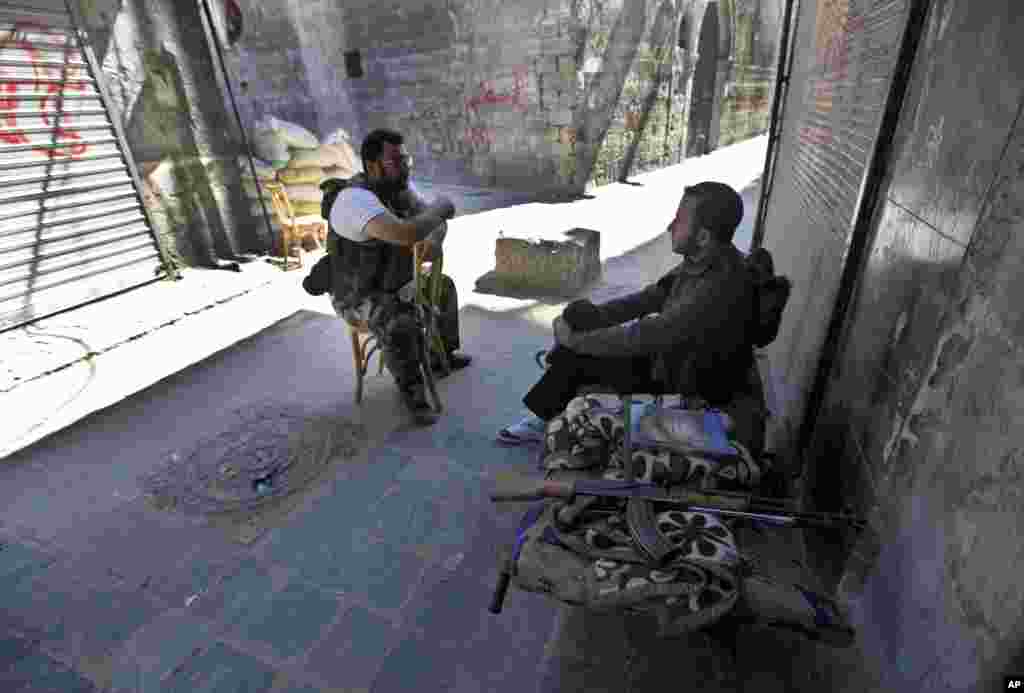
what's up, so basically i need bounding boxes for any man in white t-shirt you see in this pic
[327,128,472,424]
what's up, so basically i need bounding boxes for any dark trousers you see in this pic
[434,274,460,352]
[352,274,460,390]
[523,345,667,421]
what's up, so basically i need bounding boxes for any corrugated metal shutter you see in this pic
[758,0,909,390]
[787,0,909,238]
[0,0,170,332]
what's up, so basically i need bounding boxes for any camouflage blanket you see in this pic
[510,494,743,633]
[541,394,770,490]
[505,395,855,644]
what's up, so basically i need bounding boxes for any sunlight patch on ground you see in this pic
[449,136,768,315]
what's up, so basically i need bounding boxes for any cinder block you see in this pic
[487,228,600,295]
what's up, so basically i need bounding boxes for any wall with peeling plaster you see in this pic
[204,0,779,192]
[65,0,778,265]
[562,0,780,186]
[73,0,268,267]
[776,0,1024,689]
[205,0,580,193]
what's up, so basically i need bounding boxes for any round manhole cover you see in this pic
[140,402,364,516]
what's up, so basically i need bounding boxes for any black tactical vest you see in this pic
[324,174,415,310]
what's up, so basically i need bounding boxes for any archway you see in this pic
[686,2,720,157]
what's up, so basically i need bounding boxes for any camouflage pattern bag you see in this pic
[509,473,743,634]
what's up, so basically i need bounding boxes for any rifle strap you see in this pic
[626,498,678,565]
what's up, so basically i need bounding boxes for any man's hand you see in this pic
[431,196,456,220]
[563,299,603,331]
[420,221,446,262]
[426,220,447,246]
[553,315,575,347]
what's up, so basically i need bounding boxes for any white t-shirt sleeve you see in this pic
[329,188,391,242]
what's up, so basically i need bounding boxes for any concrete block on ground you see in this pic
[476,228,600,298]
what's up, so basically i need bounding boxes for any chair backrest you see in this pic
[267,183,294,224]
[412,240,428,271]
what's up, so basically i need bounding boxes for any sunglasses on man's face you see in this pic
[380,154,413,169]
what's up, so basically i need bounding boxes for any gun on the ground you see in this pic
[489,474,866,533]
[489,547,514,615]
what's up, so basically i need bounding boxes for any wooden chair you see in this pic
[266,182,328,271]
[346,239,450,408]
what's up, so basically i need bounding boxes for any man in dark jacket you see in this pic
[497,181,766,453]
[329,129,472,424]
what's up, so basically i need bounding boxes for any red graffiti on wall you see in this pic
[0,21,90,159]
[463,126,496,146]
[799,125,832,147]
[465,66,529,115]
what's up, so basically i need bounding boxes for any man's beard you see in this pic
[366,173,407,204]
[375,175,409,198]
[675,232,707,259]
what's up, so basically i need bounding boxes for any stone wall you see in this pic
[715,0,777,146]
[208,0,581,194]
[591,0,779,186]
[206,0,780,192]
[67,0,779,267]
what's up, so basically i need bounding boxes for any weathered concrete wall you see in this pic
[715,0,777,147]
[64,0,777,266]
[212,0,579,193]
[780,0,1024,689]
[73,0,267,267]
[591,0,779,185]
[210,0,778,192]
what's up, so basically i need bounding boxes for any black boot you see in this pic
[399,382,438,425]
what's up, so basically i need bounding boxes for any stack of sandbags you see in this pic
[322,127,362,178]
[249,117,293,169]
[243,119,365,256]
[263,118,322,218]
[276,132,362,217]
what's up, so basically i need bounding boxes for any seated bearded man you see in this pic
[327,128,472,425]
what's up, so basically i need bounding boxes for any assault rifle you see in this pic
[490,474,866,532]
[486,472,868,613]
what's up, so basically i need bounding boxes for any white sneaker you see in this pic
[496,415,547,445]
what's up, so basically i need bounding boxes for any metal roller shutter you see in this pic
[0,0,171,332]
[757,0,910,388]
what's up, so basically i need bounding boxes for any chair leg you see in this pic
[350,328,364,405]
[419,335,443,413]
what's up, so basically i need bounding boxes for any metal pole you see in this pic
[750,0,800,251]
[196,0,276,252]
[621,394,634,482]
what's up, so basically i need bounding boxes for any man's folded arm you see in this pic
[365,206,449,247]
[566,273,744,358]
[590,279,670,328]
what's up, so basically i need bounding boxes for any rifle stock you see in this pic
[490,473,575,502]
